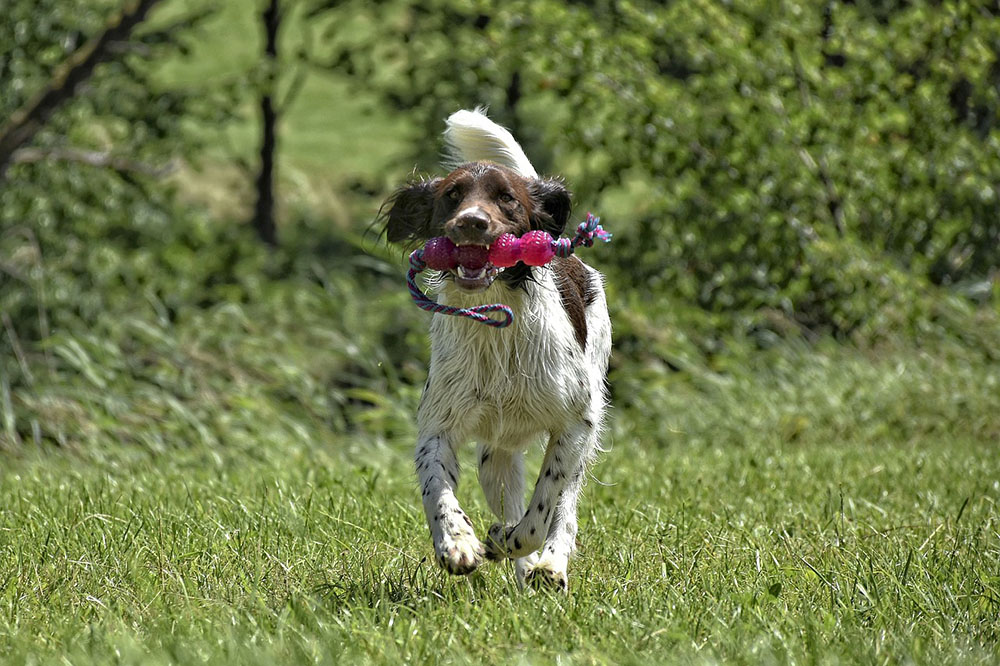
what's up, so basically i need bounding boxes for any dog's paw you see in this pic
[483,523,517,561]
[435,531,485,576]
[525,560,568,593]
[485,522,543,561]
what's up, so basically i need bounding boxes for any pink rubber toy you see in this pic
[406,214,610,329]
[517,230,556,266]
[418,214,609,273]
[489,233,521,267]
[423,237,457,270]
[454,245,489,269]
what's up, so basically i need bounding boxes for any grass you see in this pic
[2,326,999,664]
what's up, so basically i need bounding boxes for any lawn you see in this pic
[2,336,998,664]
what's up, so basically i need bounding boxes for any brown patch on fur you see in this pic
[436,163,534,246]
[552,256,596,350]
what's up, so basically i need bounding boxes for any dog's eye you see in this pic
[446,188,461,201]
[498,192,514,204]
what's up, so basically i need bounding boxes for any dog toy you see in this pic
[407,213,611,328]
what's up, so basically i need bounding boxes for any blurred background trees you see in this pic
[2,0,999,449]
[311,0,1000,341]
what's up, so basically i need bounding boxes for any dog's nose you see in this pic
[455,209,489,232]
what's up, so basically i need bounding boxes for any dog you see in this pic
[382,109,611,590]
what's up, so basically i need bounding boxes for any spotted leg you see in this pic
[477,444,539,584]
[525,456,588,592]
[483,420,596,587]
[416,433,484,575]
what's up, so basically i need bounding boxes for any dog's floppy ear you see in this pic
[529,178,572,238]
[382,178,441,243]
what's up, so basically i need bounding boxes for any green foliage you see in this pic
[1,0,219,157]
[1,0,121,117]
[314,0,1000,340]
[0,183,426,451]
[1,0,228,356]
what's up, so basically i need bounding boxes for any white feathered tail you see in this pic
[443,108,538,179]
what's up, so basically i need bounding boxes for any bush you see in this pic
[314,0,1000,341]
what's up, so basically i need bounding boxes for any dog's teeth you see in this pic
[458,266,486,279]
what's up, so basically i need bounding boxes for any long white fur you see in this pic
[412,109,610,590]
[443,108,539,179]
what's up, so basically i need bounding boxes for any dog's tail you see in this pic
[443,108,538,179]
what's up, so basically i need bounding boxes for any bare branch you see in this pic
[252,0,282,245]
[11,146,176,178]
[0,0,164,181]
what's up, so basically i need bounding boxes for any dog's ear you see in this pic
[382,178,441,243]
[529,178,572,238]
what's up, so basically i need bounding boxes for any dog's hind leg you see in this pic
[483,418,598,591]
[416,433,484,575]
[477,444,539,584]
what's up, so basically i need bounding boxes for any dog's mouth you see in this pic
[454,264,503,291]
[450,242,505,292]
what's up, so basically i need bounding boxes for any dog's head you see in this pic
[382,162,571,292]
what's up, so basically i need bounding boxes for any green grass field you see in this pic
[3,333,999,664]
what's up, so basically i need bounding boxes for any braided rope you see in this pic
[407,252,514,328]
[553,213,612,258]
[407,213,610,329]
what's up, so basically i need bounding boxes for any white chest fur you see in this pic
[417,267,599,450]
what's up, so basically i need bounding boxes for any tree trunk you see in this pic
[252,0,280,246]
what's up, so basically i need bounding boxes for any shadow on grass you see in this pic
[311,556,505,611]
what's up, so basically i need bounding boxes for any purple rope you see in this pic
[407,252,514,328]
[407,213,610,329]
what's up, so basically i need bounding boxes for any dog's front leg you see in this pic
[483,420,595,578]
[416,433,484,575]
[525,458,587,592]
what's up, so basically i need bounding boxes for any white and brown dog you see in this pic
[382,109,610,591]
